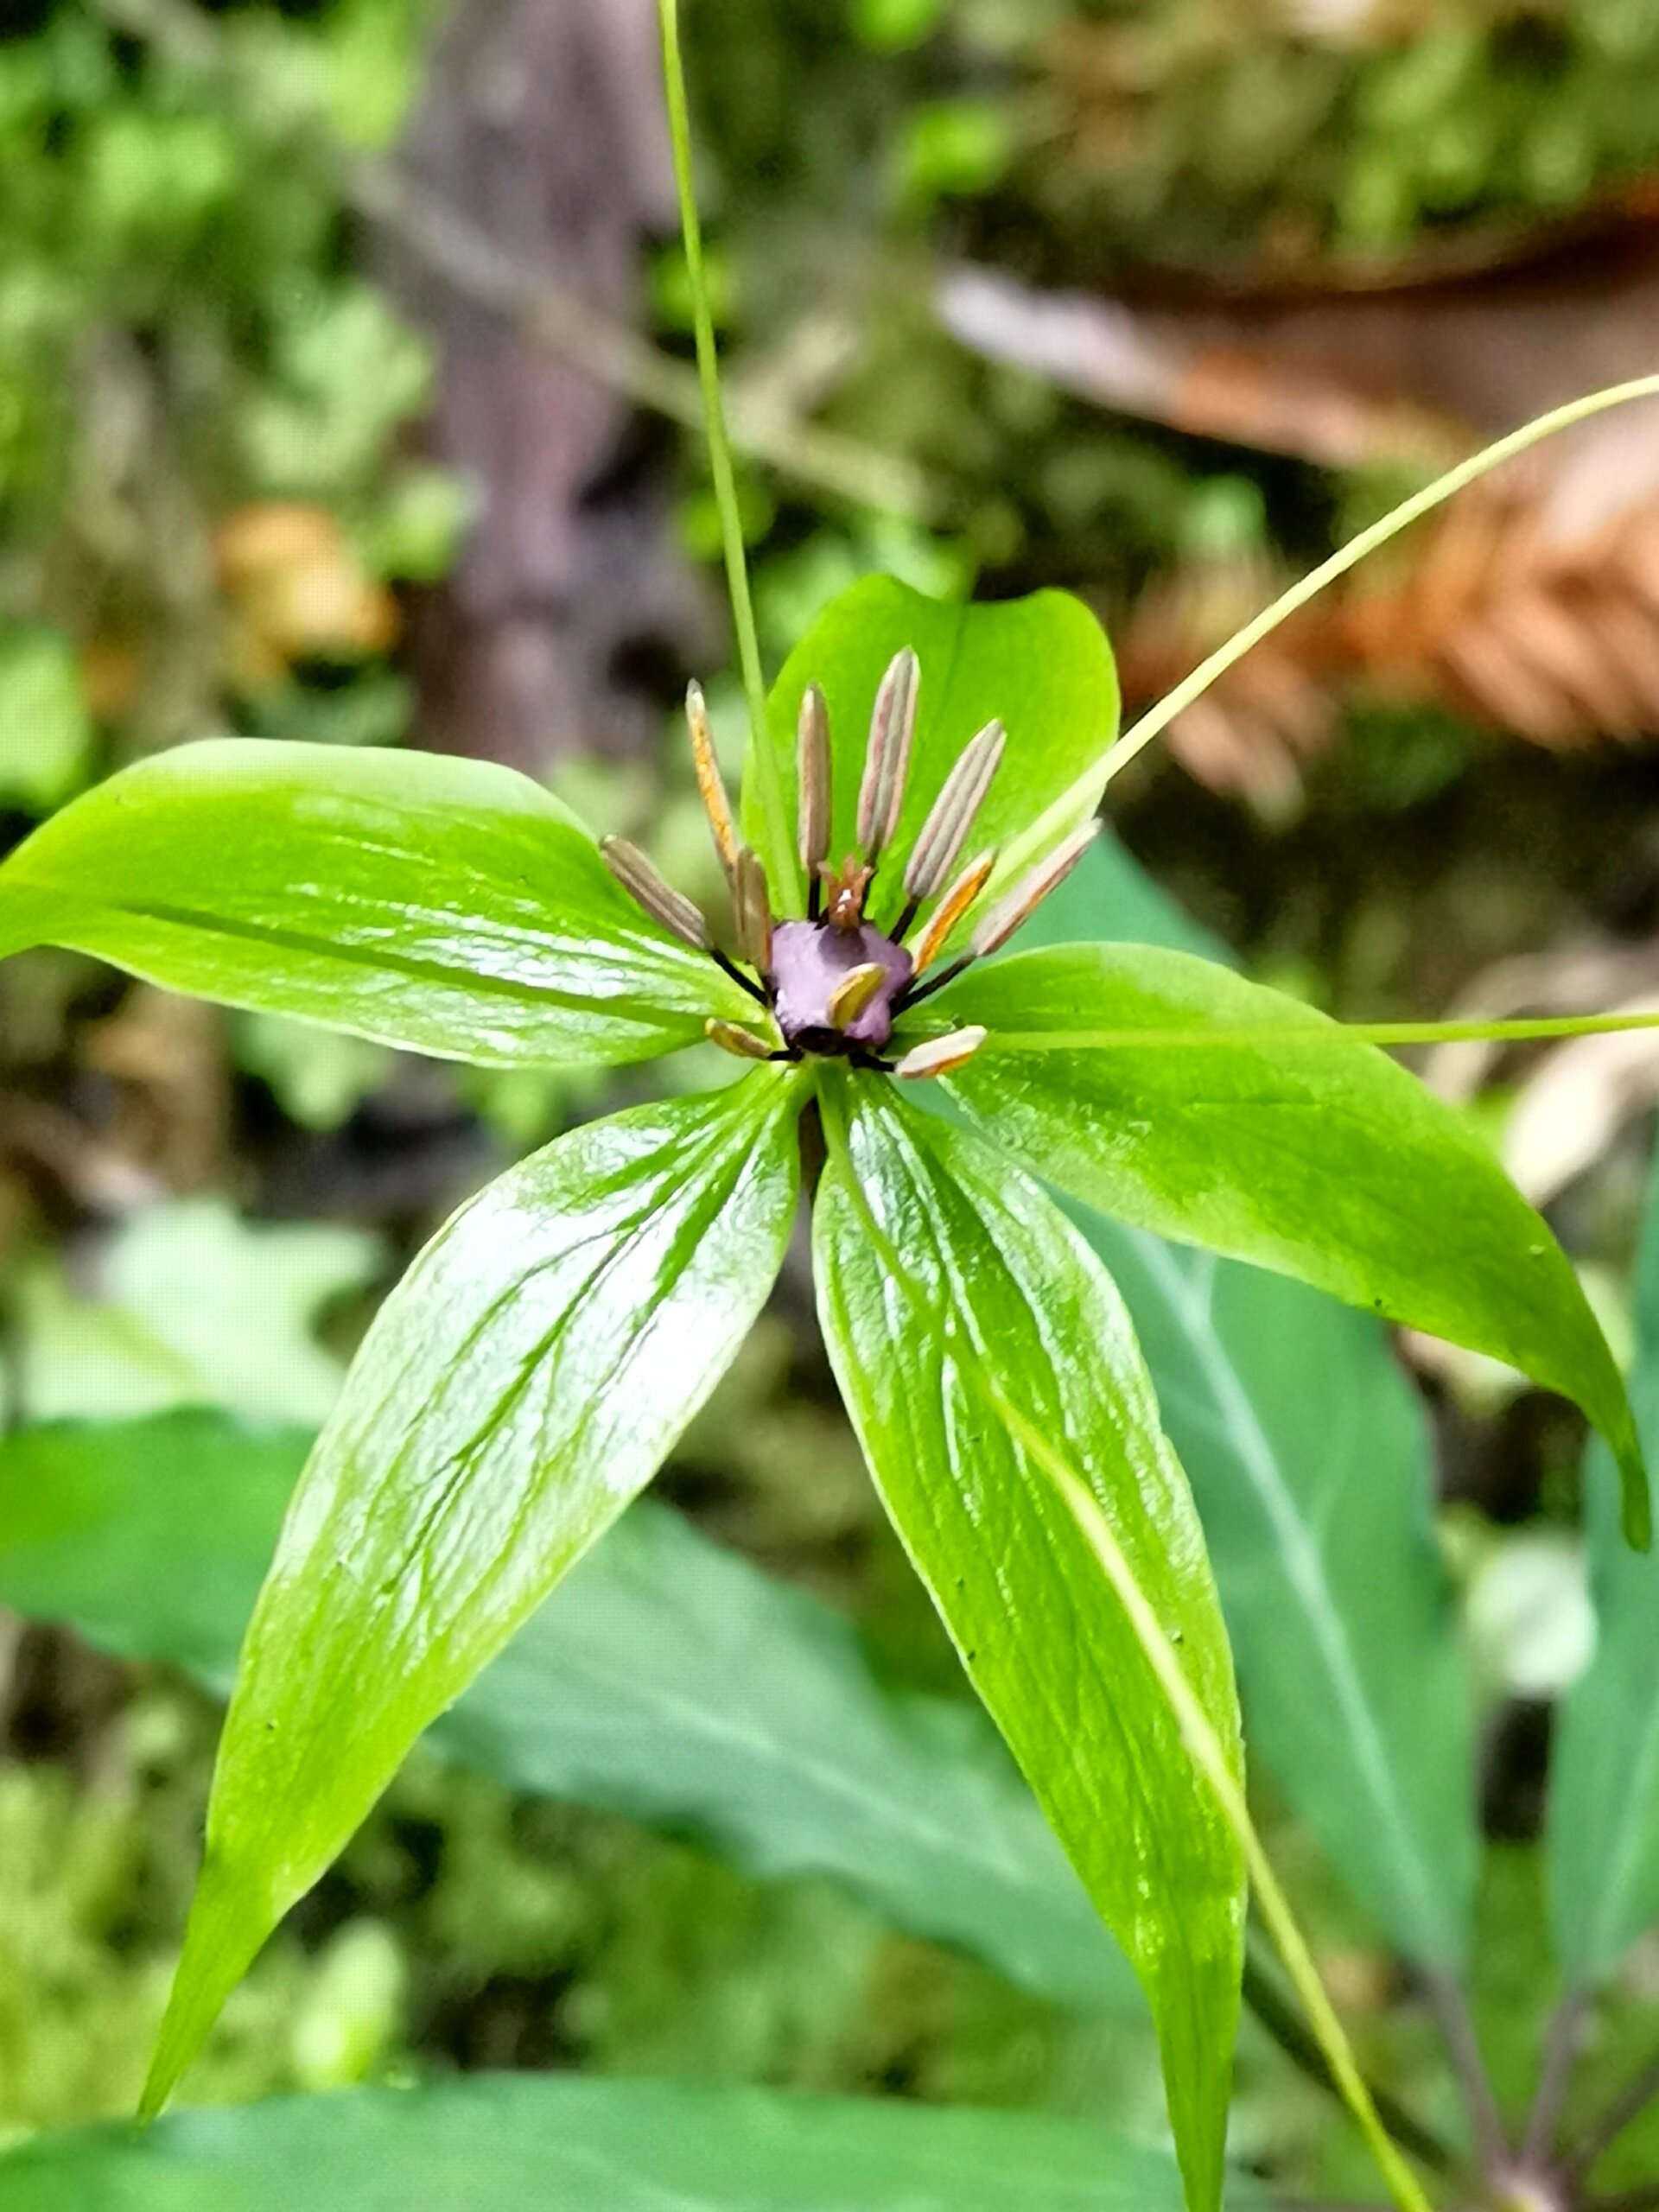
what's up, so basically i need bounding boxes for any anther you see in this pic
[911,849,995,976]
[826,962,888,1033]
[798,683,832,915]
[732,847,774,973]
[601,836,710,950]
[685,682,739,881]
[969,821,1100,960]
[856,646,919,862]
[706,1018,775,1061]
[893,1026,988,1080]
[904,719,1004,903]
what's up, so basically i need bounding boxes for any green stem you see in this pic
[956,1008,1659,1053]
[996,372,1659,888]
[987,1389,1438,2212]
[656,0,800,910]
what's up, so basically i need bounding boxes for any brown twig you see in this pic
[91,0,945,523]
[1566,2043,1659,2189]
[1522,1988,1589,2167]
[1243,1951,1456,2178]
[1422,1969,1509,2180]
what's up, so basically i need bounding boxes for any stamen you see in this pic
[911,849,995,976]
[601,836,710,950]
[969,821,1099,959]
[893,1026,988,1080]
[732,847,774,973]
[686,681,738,880]
[904,719,1005,902]
[706,1018,775,1061]
[798,683,832,903]
[856,646,919,862]
[826,961,888,1032]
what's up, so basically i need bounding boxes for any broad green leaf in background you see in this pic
[966,839,1481,1970]
[0,2074,1268,2212]
[143,1072,804,2114]
[0,1411,1141,2020]
[814,1077,1243,2212]
[743,576,1119,912]
[938,944,1646,1543]
[0,621,94,812]
[1549,1136,1659,1980]
[0,741,752,1065]
[8,1201,381,1427]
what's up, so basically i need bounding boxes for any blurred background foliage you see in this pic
[9,0,1659,2201]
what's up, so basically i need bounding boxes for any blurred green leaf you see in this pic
[939,944,1646,1543]
[144,1076,803,2113]
[1010,847,1480,1969]
[0,2072,1266,2211]
[815,1077,1242,2212]
[13,1200,381,1427]
[1550,1136,1659,1980]
[0,1408,1141,2020]
[745,577,1118,925]
[0,741,750,1066]
[0,625,94,812]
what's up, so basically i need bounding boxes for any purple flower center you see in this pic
[769,920,912,1052]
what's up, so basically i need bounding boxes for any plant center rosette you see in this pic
[600,646,1096,1082]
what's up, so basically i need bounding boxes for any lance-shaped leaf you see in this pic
[142,1072,803,2115]
[743,577,1118,914]
[814,1077,1243,2212]
[937,944,1646,1544]
[0,2074,1268,2211]
[1549,1137,1659,1980]
[1011,840,1480,1970]
[0,741,752,1066]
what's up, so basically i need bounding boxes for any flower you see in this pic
[600,646,1097,1081]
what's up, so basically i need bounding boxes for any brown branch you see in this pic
[91,0,946,523]
[1422,1969,1509,2181]
[1522,1987,1589,2166]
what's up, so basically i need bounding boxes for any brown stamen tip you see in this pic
[819,853,874,933]
[686,680,738,879]
[732,846,774,973]
[797,683,832,875]
[601,836,710,950]
[827,961,888,1032]
[904,719,1005,900]
[912,849,996,976]
[706,1017,775,1061]
[969,821,1099,961]
[893,1025,988,1080]
[856,646,919,861]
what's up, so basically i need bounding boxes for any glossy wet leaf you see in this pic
[0,1410,1140,2019]
[938,943,1645,1543]
[744,575,1118,912]
[0,2074,1267,2212]
[814,1077,1243,2212]
[1012,841,1479,1967]
[143,1072,803,2114]
[0,740,750,1066]
[1549,1138,1659,1979]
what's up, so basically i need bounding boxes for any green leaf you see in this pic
[937,943,1646,1545]
[813,1076,1243,2212]
[0,2073,1266,2211]
[744,576,1118,913]
[1089,1223,1478,1968]
[0,740,752,1067]
[0,1409,1141,2021]
[143,1072,804,2113]
[1549,1139,1659,1980]
[10,1200,382,1426]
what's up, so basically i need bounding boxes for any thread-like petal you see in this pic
[856,647,919,860]
[912,849,995,976]
[797,683,832,876]
[685,682,738,879]
[905,720,1005,899]
[601,836,710,950]
[969,822,1099,960]
[731,847,775,973]
[893,1026,988,1079]
[706,1017,774,1060]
